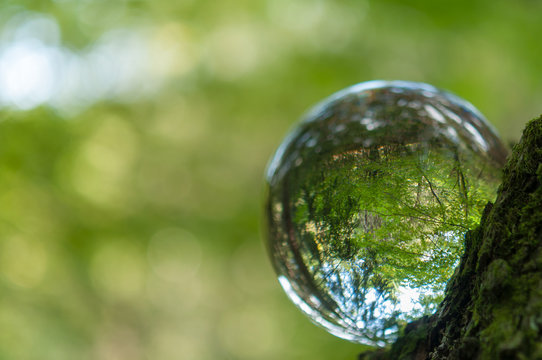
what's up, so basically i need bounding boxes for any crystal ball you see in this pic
[264,81,508,345]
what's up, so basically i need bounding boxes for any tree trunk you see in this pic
[359,116,542,360]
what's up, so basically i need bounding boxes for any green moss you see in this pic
[480,259,511,296]
[479,305,520,358]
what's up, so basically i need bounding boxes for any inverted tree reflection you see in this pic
[266,83,506,344]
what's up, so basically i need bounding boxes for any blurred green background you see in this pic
[0,0,539,359]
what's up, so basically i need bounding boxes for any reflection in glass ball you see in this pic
[264,81,508,345]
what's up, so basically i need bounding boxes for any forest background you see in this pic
[0,0,540,359]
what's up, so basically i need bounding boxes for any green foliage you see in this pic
[0,0,540,359]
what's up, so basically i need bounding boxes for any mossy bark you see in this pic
[360,116,542,360]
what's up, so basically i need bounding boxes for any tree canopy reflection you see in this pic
[266,82,507,345]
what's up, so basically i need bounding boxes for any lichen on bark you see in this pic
[359,115,542,360]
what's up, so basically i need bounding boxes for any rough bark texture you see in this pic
[360,116,542,360]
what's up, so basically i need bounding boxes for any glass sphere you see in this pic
[264,81,508,345]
